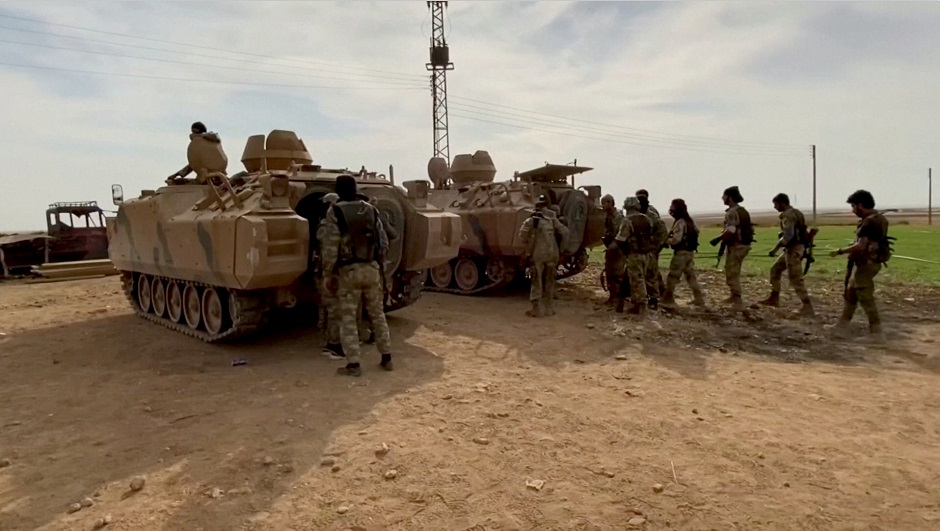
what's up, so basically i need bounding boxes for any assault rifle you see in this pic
[710,236,726,267]
[802,227,819,275]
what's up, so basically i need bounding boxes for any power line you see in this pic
[0,37,427,88]
[449,111,805,157]
[0,23,426,84]
[0,61,426,90]
[0,13,428,80]
[449,94,806,149]
[449,101,806,154]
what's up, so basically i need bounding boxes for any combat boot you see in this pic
[525,301,544,318]
[825,319,852,339]
[628,302,647,315]
[869,323,886,344]
[380,353,394,371]
[648,297,659,311]
[322,343,346,360]
[758,291,780,307]
[730,296,746,312]
[795,299,815,317]
[336,363,362,377]
[544,303,556,316]
[660,292,677,310]
[615,298,626,314]
[691,294,707,307]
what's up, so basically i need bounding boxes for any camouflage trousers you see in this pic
[530,260,557,312]
[619,254,648,304]
[841,261,881,327]
[337,263,391,364]
[664,250,704,302]
[724,244,750,298]
[770,244,809,301]
[646,248,664,299]
[603,247,625,297]
[319,275,371,346]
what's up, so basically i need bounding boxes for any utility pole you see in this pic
[426,1,454,167]
[811,144,817,224]
[930,167,933,226]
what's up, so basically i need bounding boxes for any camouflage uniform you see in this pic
[768,206,811,304]
[662,218,704,307]
[642,204,668,302]
[840,212,889,331]
[614,198,652,313]
[602,202,626,303]
[722,205,752,306]
[520,206,569,317]
[320,199,392,370]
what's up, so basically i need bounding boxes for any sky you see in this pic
[0,1,937,231]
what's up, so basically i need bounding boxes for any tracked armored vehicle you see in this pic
[423,150,605,295]
[107,129,460,341]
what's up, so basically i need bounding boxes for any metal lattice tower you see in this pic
[426,1,454,166]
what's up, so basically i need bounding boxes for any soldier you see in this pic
[520,195,569,317]
[661,199,705,309]
[636,189,667,308]
[167,121,209,183]
[711,186,753,312]
[316,193,346,360]
[320,175,394,376]
[760,193,814,316]
[614,196,653,315]
[601,194,625,305]
[827,190,890,341]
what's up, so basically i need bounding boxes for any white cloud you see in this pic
[0,1,937,231]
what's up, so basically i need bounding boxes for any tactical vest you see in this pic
[736,206,754,245]
[671,220,699,252]
[333,201,378,265]
[627,212,655,254]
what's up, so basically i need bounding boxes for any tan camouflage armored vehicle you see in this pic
[107,129,461,341]
[423,150,605,294]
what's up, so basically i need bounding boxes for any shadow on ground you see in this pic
[0,311,442,530]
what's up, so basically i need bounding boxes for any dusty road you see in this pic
[1,267,939,530]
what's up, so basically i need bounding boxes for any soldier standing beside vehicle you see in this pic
[636,189,667,308]
[320,175,394,376]
[711,186,753,312]
[601,194,625,305]
[316,193,346,360]
[520,195,569,317]
[614,196,653,315]
[827,190,890,341]
[759,193,815,316]
[661,199,705,309]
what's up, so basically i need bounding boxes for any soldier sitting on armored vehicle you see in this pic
[166,122,228,185]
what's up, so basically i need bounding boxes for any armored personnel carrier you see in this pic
[107,129,461,341]
[423,150,605,295]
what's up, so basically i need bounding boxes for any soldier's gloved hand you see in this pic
[767,249,777,258]
[709,236,722,247]
[828,250,840,258]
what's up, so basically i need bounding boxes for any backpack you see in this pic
[686,228,700,252]
[627,213,656,254]
[737,206,754,245]
[333,201,378,264]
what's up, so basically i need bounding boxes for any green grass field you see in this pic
[589,224,940,286]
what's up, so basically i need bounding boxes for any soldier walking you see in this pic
[636,189,667,308]
[661,199,705,309]
[601,194,625,305]
[711,186,753,312]
[320,175,394,376]
[614,196,653,315]
[520,195,569,317]
[759,193,815,316]
[827,190,890,341]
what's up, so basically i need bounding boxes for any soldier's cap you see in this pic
[635,189,649,198]
[601,193,615,203]
[191,121,207,134]
[772,192,790,205]
[723,186,743,203]
[623,196,641,211]
[322,192,339,204]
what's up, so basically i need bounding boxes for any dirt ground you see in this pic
[1,264,939,531]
